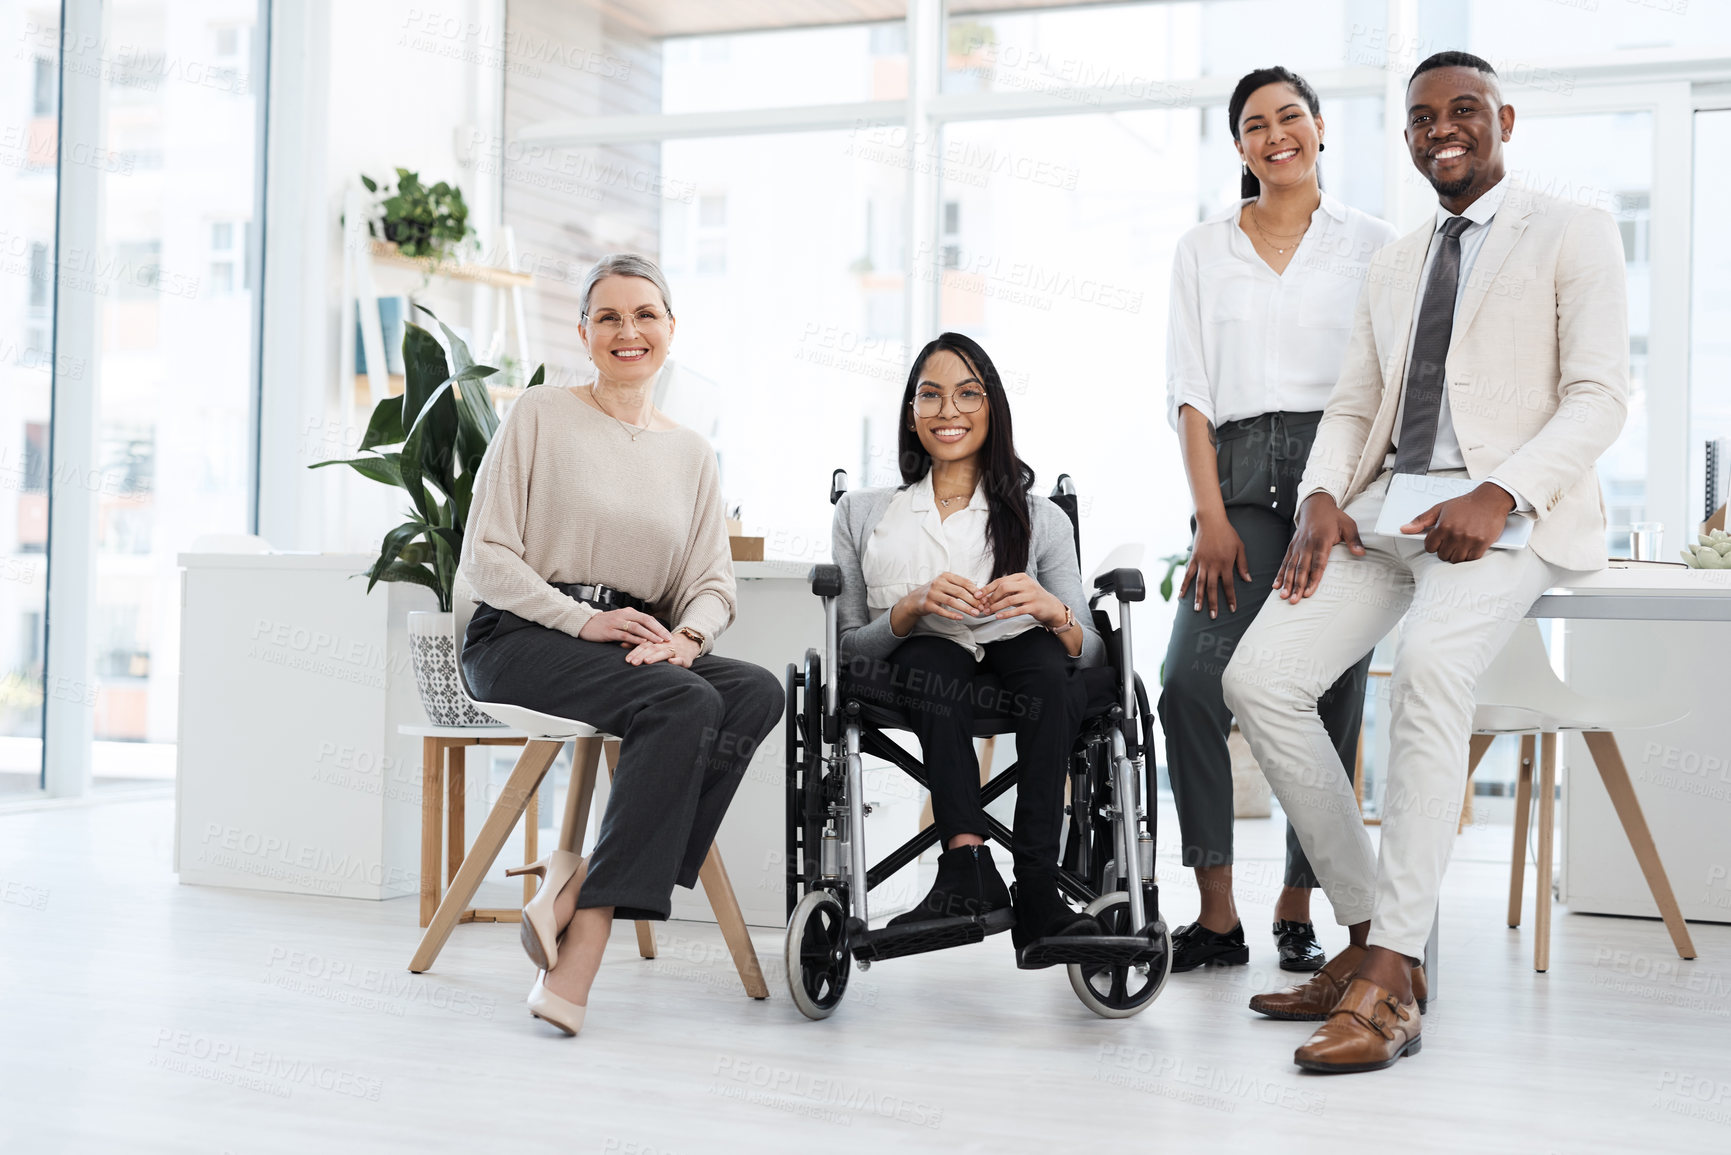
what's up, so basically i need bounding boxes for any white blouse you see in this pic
[1166,192,1399,429]
[860,474,1039,660]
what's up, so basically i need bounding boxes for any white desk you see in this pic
[1525,564,1731,933]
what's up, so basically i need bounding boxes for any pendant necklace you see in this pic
[1249,203,1309,255]
[591,386,650,441]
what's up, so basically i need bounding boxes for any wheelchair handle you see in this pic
[1094,567,1146,602]
[830,469,849,506]
[809,563,843,599]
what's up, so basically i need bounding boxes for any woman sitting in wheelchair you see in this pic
[830,331,1106,968]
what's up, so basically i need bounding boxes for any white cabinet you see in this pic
[1562,618,1731,923]
[175,553,434,900]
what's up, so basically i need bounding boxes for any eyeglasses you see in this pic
[911,386,987,418]
[583,308,670,333]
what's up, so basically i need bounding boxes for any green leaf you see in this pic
[397,417,435,524]
[365,520,429,594]
[449,470,475,529]
[358,394,406,451]
[401,322,450,433]
[360,173,377,193]
[374,559,444,606]
[309,453,403,488]
[525,364,545,388]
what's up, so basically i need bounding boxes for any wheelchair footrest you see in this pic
[1048,935,1167,968]
[853,917,986,962]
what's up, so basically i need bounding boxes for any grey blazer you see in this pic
[831,485,1104,668]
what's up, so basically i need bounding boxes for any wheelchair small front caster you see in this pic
[1066,891,1173,1019]
[785,889,852,1020]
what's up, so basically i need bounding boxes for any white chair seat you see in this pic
[1471,619,1686,736]
[468,700,611,742]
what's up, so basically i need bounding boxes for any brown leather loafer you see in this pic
[1293,977,1421,1073]
[1248,944,1428,1021]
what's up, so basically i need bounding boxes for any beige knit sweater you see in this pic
[458,386,735,651]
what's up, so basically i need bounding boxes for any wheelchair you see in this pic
[784,470,1173,1020]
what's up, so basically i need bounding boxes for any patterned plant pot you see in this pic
[407,611,500,726]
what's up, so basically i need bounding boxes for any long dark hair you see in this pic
[897,333,1034,580]
[1228,66,1323,199]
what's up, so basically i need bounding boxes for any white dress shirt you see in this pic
[860,474,1040,660]
[1385,176,1530,509]
[1166,192,1399,429]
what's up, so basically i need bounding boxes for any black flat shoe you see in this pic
[888,844,1013,931]
[1010,875,1102,969]
[1273,919,1327,972]
[1169,920,1248,972]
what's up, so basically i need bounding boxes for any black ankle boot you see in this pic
[889,844,1014,931]
[1011,873,1101,968]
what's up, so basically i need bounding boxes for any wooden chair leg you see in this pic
[1354,725,1366,816]
[559,737,602,855]
[1461,733,1494,833]
[1582,731,1698,961]
[699,842,770,999]
[419,738,443,928]
[447,744,466,889]
[1534,733,1557,973]
[1508,734,1535,928]
[409,739,562,973]
[593,741,659,960]
[523,791,538,905]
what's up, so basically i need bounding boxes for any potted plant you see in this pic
[361,169,474,262]
[312,308,543,725]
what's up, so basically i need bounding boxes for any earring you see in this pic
[1319,141,1326,152]
[1242,162,1249,176]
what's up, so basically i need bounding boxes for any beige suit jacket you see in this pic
[1297,185,1629,572]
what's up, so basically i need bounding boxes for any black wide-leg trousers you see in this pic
[463,604,783,921]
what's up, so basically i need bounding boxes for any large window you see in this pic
[88,0,263,789]
[1692,108,1731,524]
[0,1,58,796]
[0,0,268,800]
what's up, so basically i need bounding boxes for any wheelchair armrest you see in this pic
[809,563,843,599]
[1094,567,1146,603]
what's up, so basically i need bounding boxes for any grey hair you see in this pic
[578,252,673,319]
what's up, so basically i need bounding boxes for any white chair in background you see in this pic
[406,582,768,999]
[1464,619,1696,972]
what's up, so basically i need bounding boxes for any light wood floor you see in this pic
[1,796,1726,1154]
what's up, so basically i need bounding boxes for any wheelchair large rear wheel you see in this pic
[786,889,851,1020]
[1067,891,1172,1019]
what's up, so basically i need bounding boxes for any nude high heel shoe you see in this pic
[527,970,586,1037]
[505,850,584,971]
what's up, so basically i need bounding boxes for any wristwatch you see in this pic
[675,626,707,649]
[1047,606,1077,635]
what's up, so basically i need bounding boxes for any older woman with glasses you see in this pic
[459,253,783,1037]
[829,332,1106,969]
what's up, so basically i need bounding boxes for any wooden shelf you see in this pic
[369,239,532,288]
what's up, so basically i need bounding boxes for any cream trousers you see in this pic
[1222,471,1567,959]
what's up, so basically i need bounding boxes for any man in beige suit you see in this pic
[1221,51,1627,1073]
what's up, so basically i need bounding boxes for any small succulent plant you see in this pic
[1680,528,1731,569]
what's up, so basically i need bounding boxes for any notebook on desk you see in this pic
[1374,473,1534,549]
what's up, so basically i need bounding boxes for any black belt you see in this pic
[551,581,651,614]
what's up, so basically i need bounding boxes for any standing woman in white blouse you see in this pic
[830,332,1107,969]
[459,254,783,1036]
[1159,67,1398,977]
